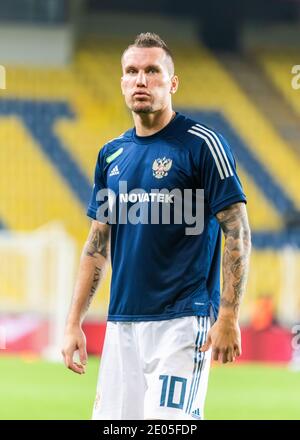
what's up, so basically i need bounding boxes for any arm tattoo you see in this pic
[85,266,102,311]
[84,228,110,259]
[216,203,251,315]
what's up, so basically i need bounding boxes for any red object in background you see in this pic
[0,317,293,363]
[251,295,275,331]
[0,315,48,354]
[238,325,292,363]
[82,321,107,355]
[83,322,293,363]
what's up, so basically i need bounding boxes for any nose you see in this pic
[136,70,147,87]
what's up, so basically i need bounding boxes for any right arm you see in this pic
[62,220,110,374]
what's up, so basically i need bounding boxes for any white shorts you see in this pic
[92,315,212,420]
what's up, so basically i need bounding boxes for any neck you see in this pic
[133,107,175,137]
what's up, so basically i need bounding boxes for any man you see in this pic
[62,32,251,420]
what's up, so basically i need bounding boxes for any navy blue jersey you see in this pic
[87,113,246,321]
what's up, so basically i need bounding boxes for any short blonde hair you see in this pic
[122,32,174,75]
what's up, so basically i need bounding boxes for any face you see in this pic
[121,47,178,114]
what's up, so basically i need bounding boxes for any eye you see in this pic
[126,68,137,75]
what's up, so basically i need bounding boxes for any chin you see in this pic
[132,104,153,114]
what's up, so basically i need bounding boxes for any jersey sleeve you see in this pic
[200,132,247,215]
[86,147,107,220]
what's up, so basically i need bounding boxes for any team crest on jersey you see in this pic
[152,157,172,179]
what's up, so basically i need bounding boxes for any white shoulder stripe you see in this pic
[188,126,233,179]
[188,129,225,179]
[191,125,232,178]
[195,124,233,176]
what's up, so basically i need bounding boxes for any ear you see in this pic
[170,75,179,94]
[120,76,125,95]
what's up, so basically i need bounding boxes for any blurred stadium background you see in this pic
[0,0,300,420]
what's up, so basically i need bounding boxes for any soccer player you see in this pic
[62,32,251,420]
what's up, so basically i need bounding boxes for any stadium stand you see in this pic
[257,50,300,117]
[0,39,299,323]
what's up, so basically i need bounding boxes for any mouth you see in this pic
[133,92,150,98]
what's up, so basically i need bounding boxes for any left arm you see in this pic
[200,202,251,363]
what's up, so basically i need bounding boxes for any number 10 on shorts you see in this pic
[159,375,187,409]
